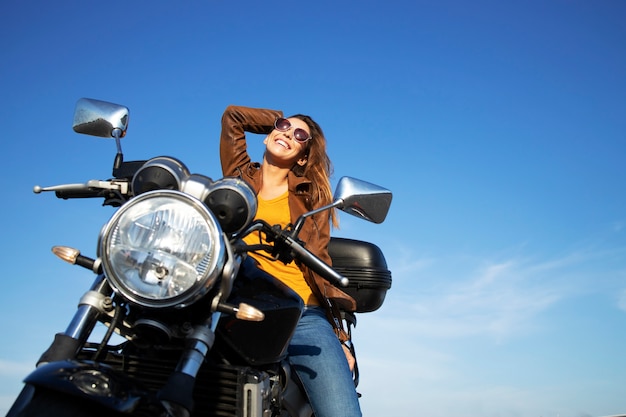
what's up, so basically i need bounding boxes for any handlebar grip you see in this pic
[54,188,103,199]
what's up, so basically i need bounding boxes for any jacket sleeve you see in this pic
[220,105,283,177]
[314,212,333,267]
[308,211,358,313]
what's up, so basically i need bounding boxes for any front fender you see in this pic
[23,360,153,413]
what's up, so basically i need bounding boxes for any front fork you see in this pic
[158,312,220,417]
[34,273,221,417]
[36,255,232,417]
[38,274,113,365]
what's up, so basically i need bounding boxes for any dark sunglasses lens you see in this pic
[275,118,291,131]
[293,128,311,143]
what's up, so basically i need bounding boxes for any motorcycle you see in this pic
[7,98,393,417]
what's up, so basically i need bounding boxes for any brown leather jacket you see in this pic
[219,105,357,333]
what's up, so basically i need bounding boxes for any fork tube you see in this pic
[38,275,113,364]
[175,313,218,376]
[157,313,219,413]
[64,275,113,341]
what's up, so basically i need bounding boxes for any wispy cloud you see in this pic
[373,242,626,342]
[353,242,626,416]
[373,263,558,341]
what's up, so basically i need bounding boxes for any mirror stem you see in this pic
[113,152,123,170]
[112,129,124,170]
[290,200,343,239]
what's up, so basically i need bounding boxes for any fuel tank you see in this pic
[215,257,304,365]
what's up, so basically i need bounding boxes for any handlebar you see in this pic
[34,176,350,288]
[33,180,130,200]
[33,158,144,200]
[245,221,349,288]
[286,235,349,288]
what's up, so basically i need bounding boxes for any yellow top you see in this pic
[242,191,319,305]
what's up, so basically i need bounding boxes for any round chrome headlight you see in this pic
[99,190,225,308]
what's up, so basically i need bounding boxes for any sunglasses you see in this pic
[274,117,311,144]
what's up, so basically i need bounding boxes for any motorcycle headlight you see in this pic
[99,190,225,308]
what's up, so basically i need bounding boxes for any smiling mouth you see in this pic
[275,139,290,149]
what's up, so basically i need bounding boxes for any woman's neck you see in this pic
[259,162,289,200]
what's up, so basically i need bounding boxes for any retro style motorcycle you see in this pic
[7,98,393,417]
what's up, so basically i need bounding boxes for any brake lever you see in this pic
[33,180,130,197]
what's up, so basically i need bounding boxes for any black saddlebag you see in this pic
[328,237,392,313]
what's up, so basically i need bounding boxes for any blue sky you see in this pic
[1,1,625,416]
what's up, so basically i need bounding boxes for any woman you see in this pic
[220,105,361,417]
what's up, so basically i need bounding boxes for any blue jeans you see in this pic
[287,306,362,417]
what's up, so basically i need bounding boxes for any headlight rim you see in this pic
[98,189,225,309]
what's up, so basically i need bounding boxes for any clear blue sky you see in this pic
[1,1,625,416]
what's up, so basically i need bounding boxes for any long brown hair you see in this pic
[290,114,338,228]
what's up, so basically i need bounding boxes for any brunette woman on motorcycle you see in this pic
[220,105,361,417]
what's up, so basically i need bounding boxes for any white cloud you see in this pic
[374,253,570,342]
[351,242,626,416]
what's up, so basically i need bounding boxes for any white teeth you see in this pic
[276,139,289,149]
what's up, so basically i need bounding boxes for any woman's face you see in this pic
[264,117,310,167]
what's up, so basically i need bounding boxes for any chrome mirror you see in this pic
[72,98,129,139]
[333,177,392,224]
